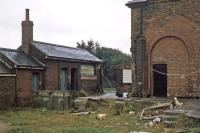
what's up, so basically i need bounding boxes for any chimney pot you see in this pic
[26,9,29,20]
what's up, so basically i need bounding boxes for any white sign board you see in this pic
[123,69,132,83]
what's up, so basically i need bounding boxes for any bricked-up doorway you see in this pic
[153,64,167,97]
[71,68,78,90]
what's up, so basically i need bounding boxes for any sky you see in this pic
[0,0,131,54]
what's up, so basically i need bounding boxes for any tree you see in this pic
[76,39,100,54]
[76,40,86,49]
[76,40,132,86]
[96,47,132,81]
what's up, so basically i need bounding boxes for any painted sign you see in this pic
[123,69,132,83]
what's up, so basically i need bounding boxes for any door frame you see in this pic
[60,68,68,90]
[71,68,78,90]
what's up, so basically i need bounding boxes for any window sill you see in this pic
[81,76,97,80]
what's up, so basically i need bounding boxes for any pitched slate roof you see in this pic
[32,41,102,63]
[0,48,44,68]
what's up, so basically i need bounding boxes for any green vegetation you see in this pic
[96,47,131,81]
[0,107,141,133]
[76,39,132,87]
[0,100,199,133]
[103,88,116,93]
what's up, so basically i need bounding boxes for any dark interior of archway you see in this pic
[153,64,167,97]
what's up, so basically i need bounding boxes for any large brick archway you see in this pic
[150,36,190,97]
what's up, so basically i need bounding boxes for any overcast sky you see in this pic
[0,0,131,54]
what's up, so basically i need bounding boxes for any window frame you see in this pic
[80,65,95,77]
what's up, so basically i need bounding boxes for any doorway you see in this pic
[71,68,78,90]
[32,72,40,90]
[153,64,167,97]
[60,68,68,90]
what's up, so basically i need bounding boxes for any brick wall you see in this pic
[0,76,15,109]
[17,69,32,106]
[45,60,101,93]
[17,69,42,106]
[131,0,200,97]
[81,80,97,93]
[45,61,59,90]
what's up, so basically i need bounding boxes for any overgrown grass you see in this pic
[0,100,151,133]
[0,107,143,133]
[0,100,199,133]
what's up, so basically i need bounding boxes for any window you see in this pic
[81,65,95,77]
[32,73,40,90]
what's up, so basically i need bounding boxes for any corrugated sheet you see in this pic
[32,41,102,63]
[0,48,43,68]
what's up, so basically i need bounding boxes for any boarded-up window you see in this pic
[123,69,132,83]
[81,65,95,76]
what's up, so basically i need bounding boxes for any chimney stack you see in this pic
[26,9,30,20]
[20,9,33,55]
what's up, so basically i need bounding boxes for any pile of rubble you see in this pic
[140,97,184,129]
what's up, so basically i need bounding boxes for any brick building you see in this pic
[0,9,102,106]
[114,64,134,92]
[126,0,200,97]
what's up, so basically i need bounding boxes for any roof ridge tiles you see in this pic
[32,40,87,51]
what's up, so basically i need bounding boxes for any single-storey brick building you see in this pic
[126,0,200,97]
[0,9,102,106]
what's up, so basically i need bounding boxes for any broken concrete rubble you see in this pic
[140,103,171,120]
[153,117,161,124]
[140,97,183,120]
[144,117,162,128]
[140,97,186,129]
[129,111,136,115]
[96,114,107,120]
[171,97,183,109]
[72,111,96,116]
[72,97,109,113]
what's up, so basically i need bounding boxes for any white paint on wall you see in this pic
[123,69,132,83]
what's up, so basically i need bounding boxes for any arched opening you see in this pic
[150,36,189,97]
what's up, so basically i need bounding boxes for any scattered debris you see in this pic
[41,108,47,112]
[140,104,171,120]
[129,111,136,115]
[129,131,151,133]
[116,91,123,97]
[144,117,162,128]
[171,97,183,109]
[140,97,184,120]
[72,111,95,116]
[153,117,162,124]
[148,121,154,127]
[96,114,107,120]
[73,98,88,112]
